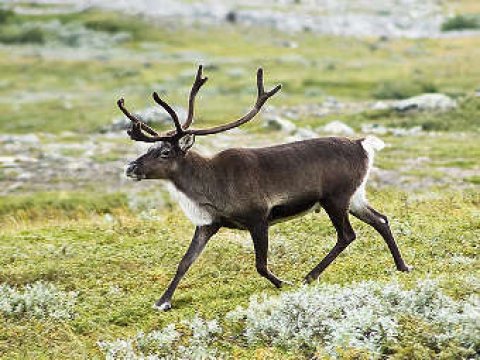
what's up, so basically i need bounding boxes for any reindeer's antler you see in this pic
[117,99,171,142]
[184,65,208,130]
[184,68,281,136]
[152,92,183,134]
[118,66,281,143]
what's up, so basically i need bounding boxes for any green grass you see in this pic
[0,188,479,358]
[0,6,479,359]
[0,10,479,134]
[0,191,127,225]
[464,175,480,184]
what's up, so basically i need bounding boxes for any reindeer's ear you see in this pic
[178,134,195,152]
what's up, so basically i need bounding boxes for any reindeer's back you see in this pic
[211,137,369,208]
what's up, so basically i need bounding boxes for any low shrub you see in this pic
[373,80,437,100]
[81,11,148,41]
[0,8,14,24]
[441,14,480,31]
[0,26,45,44]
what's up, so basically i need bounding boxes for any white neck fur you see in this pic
[166,183,213,226]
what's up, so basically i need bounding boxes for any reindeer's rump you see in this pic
[212,137,369,218]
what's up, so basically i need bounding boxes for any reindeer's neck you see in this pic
[170,151,213,201]
[168,151,216,226]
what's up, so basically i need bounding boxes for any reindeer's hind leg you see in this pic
[304,196,356,283]
[350,205,411,272]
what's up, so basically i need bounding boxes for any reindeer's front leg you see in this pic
[249,221,286,288]
[154,223,220,311]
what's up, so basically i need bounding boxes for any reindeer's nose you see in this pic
[125,161,147,181]
[125,161,140,178]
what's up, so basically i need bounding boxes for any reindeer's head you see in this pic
[119,65,281,181]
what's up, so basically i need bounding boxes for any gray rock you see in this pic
[390,126,422,136]
[276,40,298,48]
[18,0,467,39]
[361,123,423,136]
[323,96,342,109]
[226,67,246,78]
[0,157,18,167]
[304,88,323,97]
[361,123,388,135]
[294,127,318,140]
[263,115,297,133]
[320,121,355,136]
[371,101,390,111]
[0,156,38,168]
[394,93,457,112]
[16,171,33,181]
[0,134,40,144]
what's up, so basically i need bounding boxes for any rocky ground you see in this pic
[4,0,480,38]
[1,94,478,197]
[0,2,478,196]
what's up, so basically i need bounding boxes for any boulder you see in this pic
[320,120,355,136]
[226,67,246,78]
[294,127,318,140]
[0,134,40,144]
[390,126,422,136]
[394,93,457,112]
[371,101,390,111]
[361,123,388,135]
[263,115,297,133]
[362,123,422,137]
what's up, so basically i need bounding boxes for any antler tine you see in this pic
[117,98,170,142]
[152,92,183,134]
[184,65,208,130]
[117,98,159,136]
[185,68,281,136]
[255,68,282,108]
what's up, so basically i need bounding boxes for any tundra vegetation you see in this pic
[0,1,479,359]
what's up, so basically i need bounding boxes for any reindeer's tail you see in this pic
[361,135,385,155]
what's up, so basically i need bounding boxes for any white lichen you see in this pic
[178,316,222,359]
[98,316,221,360]
[98,279,479,359]
[227,279,479,357]
[0,281,76,320]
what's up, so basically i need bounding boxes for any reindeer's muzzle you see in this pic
[125,161,145,181]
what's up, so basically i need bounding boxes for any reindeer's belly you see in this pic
[267,198,320,225]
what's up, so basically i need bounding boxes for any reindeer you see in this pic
[119,66,411,311]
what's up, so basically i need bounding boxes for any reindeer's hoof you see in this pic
[153,301,171,311]
[399,264,413,272]
[279,280,294,288]
[303,275,317,285]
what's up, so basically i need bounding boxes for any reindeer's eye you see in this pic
[147,148,162,158]
[149,143,173,158]
[150,146,172,158]
[159,147,171,158]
